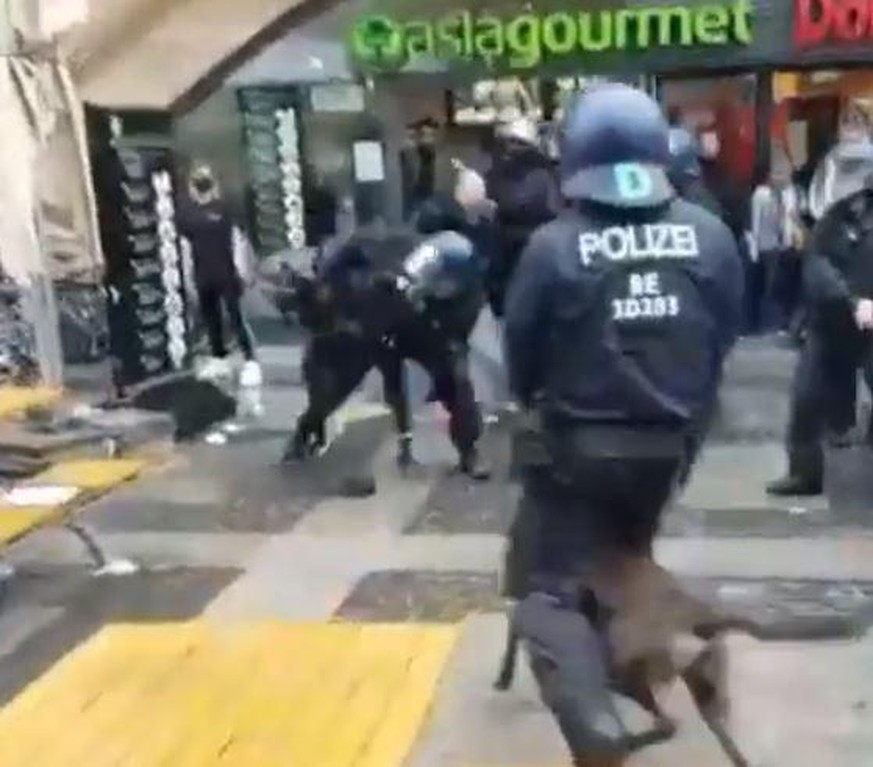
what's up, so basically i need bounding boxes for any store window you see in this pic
[772,70,873,190]
[449,78,543,126]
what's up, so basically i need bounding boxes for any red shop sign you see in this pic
[795,0,873,46]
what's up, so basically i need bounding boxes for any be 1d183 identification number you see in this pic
[612,271,680,321]
[612,295,680,320]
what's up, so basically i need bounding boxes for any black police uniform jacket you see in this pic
[677,178,725,223]
[315,221,484,346]
[803,191,873,337]
[504,198,743,428]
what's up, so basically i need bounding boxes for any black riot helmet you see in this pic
[667,127,702,190]
[559,83,674,208]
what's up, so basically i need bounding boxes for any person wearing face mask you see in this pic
[768,126,873,496]
[178,162,259,385]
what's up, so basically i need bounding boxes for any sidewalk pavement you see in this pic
[2,333,873,764]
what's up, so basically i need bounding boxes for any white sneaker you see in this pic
[236,374,265,421]
[239,360,263,388]
[237,390,265,420]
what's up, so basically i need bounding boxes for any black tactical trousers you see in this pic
[289,332,375,454]
[197,281,256,361]
[290,325,482,459]
[504,451,684,765]
[394,320,483,455]
[786,329,873,483]
[504,455,683,601]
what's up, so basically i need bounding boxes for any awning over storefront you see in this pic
[75,0,873,113]
[75,0,325,111]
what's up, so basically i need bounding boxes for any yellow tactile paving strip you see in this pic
[0,386,62,420]
[28,458,147,491]
[0,458,148,546]
[0,507,66,544]
[0,621,460,767]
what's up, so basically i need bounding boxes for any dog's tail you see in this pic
[494,620,519,691]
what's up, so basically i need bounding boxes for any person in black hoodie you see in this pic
[485,118,560,317]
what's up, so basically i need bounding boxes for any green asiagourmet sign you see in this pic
[350,0,754,71]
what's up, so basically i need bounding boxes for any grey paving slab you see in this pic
[85,413,390,533]
[680,442,824,513]
[408,614,730,767]
[405,422,518,536]
[332,568,873,639]
[203,533,399,621]
[0,567,237,706]
[334,570,503,623]
[3,530,266,569]
[409,616,873,767]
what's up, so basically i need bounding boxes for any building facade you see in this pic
[79,0,873,299]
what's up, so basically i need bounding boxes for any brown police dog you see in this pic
[496,553,755,766]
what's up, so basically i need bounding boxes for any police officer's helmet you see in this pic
[667,127,702,188]
[559,83,674,208]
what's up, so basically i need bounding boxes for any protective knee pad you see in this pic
[513,593,628,762]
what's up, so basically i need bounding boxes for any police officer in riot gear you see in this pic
[502,84,743,764]
[768,133,873,496]
[667,127,724,221]
[286,208,490,479]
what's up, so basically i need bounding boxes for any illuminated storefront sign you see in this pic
[350,0,755,71]
[795,0,873,47]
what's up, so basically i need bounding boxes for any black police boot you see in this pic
[768,445,824,496]
[459,447,491,481]
[766,475,823,497]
